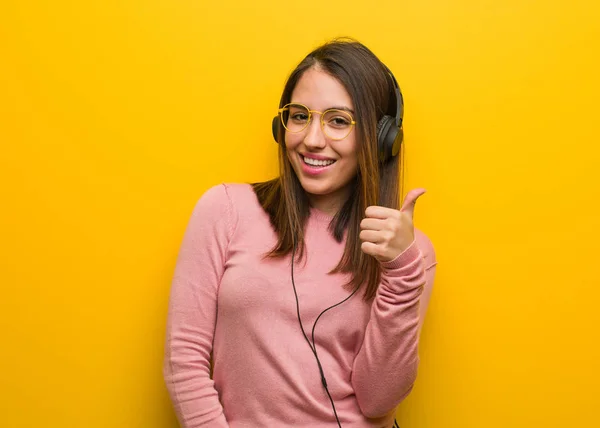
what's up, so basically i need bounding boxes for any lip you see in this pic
[298,153,336,176]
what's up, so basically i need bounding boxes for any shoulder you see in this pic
[193,183,232,217]
[197,182,255,206]
[187,184,233,233]
[196,182,266,222]
[221,182,258,205]
[414,228,437,270]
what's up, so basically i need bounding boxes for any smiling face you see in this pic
[285,66,359,215]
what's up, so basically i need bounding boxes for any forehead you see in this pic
[290,67,354,110]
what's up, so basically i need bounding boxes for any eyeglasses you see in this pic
[278,103,356,141]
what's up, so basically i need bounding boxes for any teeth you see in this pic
[303,156,335,167]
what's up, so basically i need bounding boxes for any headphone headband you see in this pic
[383,66,404,129]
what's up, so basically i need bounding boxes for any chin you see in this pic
[300,183,335,196]
[292,174,324,192]
[297,176,351,198]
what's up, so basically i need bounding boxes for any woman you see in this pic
[164,38,437,428]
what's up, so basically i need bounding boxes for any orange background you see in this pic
[1,1,599,427]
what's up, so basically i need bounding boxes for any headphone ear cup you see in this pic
[392,126,403,157]
[376,115,397,161]
[272,116,280,144]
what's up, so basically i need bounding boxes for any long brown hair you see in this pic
[252,38,402,301]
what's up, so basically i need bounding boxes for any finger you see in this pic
[400,188,426,218]
[360,241,383,259]
[359,229,385,244]
[360,217,387,231]
[365,205,398,220]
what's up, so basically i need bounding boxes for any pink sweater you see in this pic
[164,183,436,427]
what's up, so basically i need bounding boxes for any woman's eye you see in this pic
[291,113,309,122]
[329,117,351,127]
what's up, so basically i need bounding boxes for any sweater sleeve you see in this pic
[351,232,435,418]
[163,184,234,428]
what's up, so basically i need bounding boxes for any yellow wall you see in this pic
[1,1,599,427]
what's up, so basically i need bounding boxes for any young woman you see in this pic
[164,38,437,428]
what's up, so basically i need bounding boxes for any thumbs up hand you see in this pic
[359,189,426,263]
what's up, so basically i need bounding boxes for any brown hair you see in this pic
[252,38,402,301]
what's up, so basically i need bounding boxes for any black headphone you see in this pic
[377,67,404,162]
[272,65,404,163]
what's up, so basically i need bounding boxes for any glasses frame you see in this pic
[278,103,357,141]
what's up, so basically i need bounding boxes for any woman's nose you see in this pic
[303,118,326,149]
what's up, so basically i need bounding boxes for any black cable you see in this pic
[292,239,350,428]
[291,239,397,428]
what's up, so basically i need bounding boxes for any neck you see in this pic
[307,186,352,217]
[308,197,339,217]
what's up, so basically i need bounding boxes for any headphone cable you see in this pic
[291,240,402,428]
[291,240,341,427]
[291,239,361,427]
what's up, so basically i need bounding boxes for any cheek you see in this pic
[333,138,359,162]
[284,132,302,151]
[284,135,302,167]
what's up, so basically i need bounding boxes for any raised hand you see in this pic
[359,189,426,263]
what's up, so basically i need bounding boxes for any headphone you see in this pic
[272,64,404,163]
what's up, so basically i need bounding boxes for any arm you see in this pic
[352,232,436,418]
[416,229,437,331]
[163,184,234,428]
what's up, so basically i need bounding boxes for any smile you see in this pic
[302,155,336,167]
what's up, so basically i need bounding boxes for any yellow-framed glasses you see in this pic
[278,103,356,141]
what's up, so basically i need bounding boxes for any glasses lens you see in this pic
[281,104,310,133]
[322,109,354,140]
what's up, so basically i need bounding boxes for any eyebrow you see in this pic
[290,102,355,114]
[329,106,355,114]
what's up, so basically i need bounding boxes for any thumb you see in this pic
[400,188,426,219]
